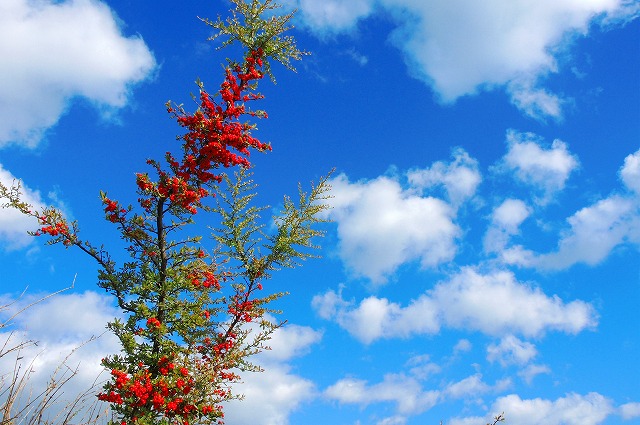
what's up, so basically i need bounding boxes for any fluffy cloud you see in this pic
[450,392,615,425]
[0,291,322,425]
[288,0,636,118]
[518,364,551,384]
[405,354,441,380]
[407,148,482,207]
[324,373,439,416]
[443,373,511,399]
[324,371,507,423]
[430,268,596,336]
[506,78,565,121]
[225,365,317,425]
[313,268,596,343]
[486,335,538,366]
[0,165,46,250]
[483,198,531,253]
[327,173,460,283]
[536,196,639,268]
[498,147,640,270]
[619,402,640,420]
[288,0,374,34]
[504,194,640,270]
[620,149,640,194]
[499,131,579,205]
[0,290,122,422]
[224,321,322,425]
[260,322,323,363]
[0,0,156,148]
[312,291,440,344]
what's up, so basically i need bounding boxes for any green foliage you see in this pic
[202,0,309,81]
[213,167,333,279]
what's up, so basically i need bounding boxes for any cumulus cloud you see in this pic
[313,268,597,343]
[0,290,122,421]
[376,416,407,425]
[506,76,567,121]
[405,354,441,380]
[431,268,596,336]
[443,373,511,400]
[0,165,47,250]
[486,335,537,366]
[259,322,323,363]
[0,0,156,148]
[453,339,472,355]
[518,364,551,385]
[224,321,322,425]
[225,365,317,425]
[324,371,507,423]
[536,196,639,268]
[288,0,636,118]
[450,392,615,425]
[0,290,322,425]
[324,373,439,416]
[504,194,640,270]
[619,402,640,420]
[499,131,579,205]
[483,198,531,254]
[620,149,640,194]
[407,148,482,207]
[288,0,374,35]
[327,173,460,283]
[312,289,439,344]
[497,147,640,270]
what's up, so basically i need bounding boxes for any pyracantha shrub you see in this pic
[1,1,330,424]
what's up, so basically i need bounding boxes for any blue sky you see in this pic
[0,1,639,424]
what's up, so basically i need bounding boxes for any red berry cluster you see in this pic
[33,215,74,246]
[98,361,222,425]
[134,49,270,216]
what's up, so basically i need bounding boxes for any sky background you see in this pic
[0,0,639,424]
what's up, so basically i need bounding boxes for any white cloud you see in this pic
[407,148,482,207]
[312,290,440,344]
[444,374,511,400]
[483,198,531,253]
[453,339,473,354]
[225,365,316,425]
[327,173,460,283]
[0,0,156,148]
[500,131,579,205]
[620,149,640,194]
[376,416,407,425]
[260,322,323,363]
[288,0,374,35]
[518,364,551,384]
[224,321,322,425]
[506,195,640,270]
[619,402,640,420]
[443,374,489,399]
[0,290,122,422]
[507,77,565,120]
[0,165,47,250]
[431,268,596,337]
[325,373,439,416]
[313,268,597,342]
[450,392,615,425]
[405,354,441,380]
[289,0,636,118]
[497,148,640,270]
[486,335,538,366]
[324,371,507,422]
[0,291,322,425]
